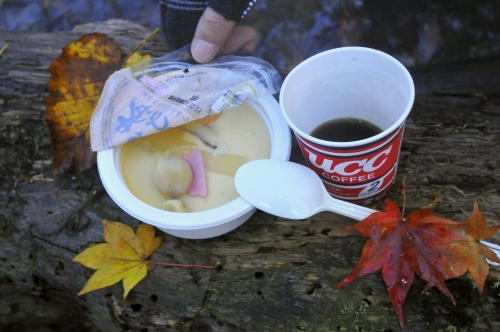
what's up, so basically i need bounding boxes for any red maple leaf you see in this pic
[337,199,500,327]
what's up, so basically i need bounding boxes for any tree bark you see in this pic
[1,19,500,332]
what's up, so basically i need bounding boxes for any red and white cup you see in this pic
[279,47,415,205]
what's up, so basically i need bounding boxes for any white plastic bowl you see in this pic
[97,95,291,239]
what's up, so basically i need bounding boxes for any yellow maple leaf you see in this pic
[73,220,162,298]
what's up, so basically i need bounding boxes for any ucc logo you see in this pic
[306,145,393,176]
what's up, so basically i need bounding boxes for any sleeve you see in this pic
[160,0,257,50]
[160,0,206,49]
[208,0,257,22]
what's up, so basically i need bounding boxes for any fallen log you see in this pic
[1,19,500,332]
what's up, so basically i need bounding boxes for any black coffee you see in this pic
[310,117,382,142]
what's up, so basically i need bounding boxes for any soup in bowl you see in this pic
[97,95,291,239]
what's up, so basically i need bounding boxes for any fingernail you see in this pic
[191,39,219,63]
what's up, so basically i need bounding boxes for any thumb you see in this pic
[191,7,235,63]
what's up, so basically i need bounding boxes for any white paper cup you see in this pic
[97,95,291,239]
[280,47,415,205]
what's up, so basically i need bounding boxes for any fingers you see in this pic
[221,25,257,55]
[191,7,235,63]
[191,7,257,63]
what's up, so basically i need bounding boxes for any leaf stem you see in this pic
[122,28,160,68]
[402,177,407,220]
[148,261,216,269]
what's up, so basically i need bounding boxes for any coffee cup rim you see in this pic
[279,46,415,147]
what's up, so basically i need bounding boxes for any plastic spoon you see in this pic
[234,159,500,265]
[235,159,375,220]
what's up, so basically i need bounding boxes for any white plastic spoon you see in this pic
[235,159,374,220]
[234,159,500,265]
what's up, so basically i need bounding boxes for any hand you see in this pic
[191,7,257,63]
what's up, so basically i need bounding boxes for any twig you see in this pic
[148,260,218,269]
[0,44,8,56]
[419,193,439,210]
[30,177,54,182]
[122,28,160,67]
[448,185,465,197]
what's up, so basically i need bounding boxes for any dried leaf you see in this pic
[46,33,122,175]
[73,220,162,298]
[45,30,157,175]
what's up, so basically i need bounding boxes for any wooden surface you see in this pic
[1,19,500,332]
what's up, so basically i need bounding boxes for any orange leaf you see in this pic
[441,202,500,293]
[73,220,162,299]
[45,33,122,175]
